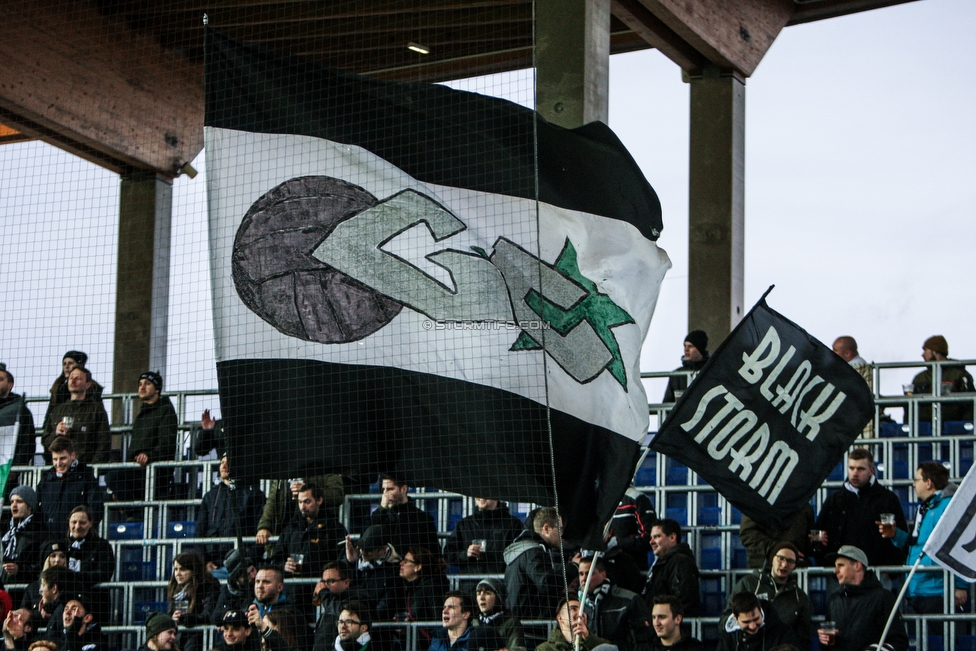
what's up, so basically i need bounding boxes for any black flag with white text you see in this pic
[650,293,873,530]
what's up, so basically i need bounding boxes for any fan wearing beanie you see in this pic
[1,486,48,586]
[910,335,975,422]
[141,612,178,651]
[662,330,710,403]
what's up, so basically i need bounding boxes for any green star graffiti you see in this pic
[510,238,635,388]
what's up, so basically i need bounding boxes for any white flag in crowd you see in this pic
[924,462,976,582]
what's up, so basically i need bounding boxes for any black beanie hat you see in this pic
[685,330,708,354]
[63,351,88,366]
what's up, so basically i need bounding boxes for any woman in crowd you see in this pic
[376,546,448,649]
[20,542,69,620]
[63,507,114,625]
[167,551,219,651]
[261,609,300,651]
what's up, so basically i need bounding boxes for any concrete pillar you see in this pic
[687,69,745,342]
[536,0,610,127]
[113,171,172,398]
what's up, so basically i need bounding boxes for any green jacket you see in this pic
[536,627,609,651]
[43,399,111,464]
[912,362,975,421]
[257,475,344,534]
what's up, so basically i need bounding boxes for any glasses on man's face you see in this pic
[323,579,342,585]
[337,619,361,627]
[773,554,797,566]
[401,558,417,565]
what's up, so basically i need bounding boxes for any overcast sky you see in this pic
[1,0,973,419]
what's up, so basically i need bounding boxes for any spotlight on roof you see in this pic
[407,42,430,55]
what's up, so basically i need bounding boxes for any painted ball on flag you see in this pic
[233,176,403,343]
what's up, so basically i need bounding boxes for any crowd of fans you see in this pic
[0,336,972,651]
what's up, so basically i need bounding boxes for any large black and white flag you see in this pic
[204,31,670,543]
[650,292,873,530]
[924,462,976,582]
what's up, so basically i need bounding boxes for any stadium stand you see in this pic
[1,358,973,651]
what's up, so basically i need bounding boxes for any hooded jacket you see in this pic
[723,571,810,645]
[443,504,524,573]
[642,542,700,617]
[715,602,796,651]
[475,578,524,650]
[888,486,958,597]
[816,476,907,567]
[825,571,908,651]
[503,530,564,618]
[581,581,654,651]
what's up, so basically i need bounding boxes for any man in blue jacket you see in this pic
[880,461,967,613]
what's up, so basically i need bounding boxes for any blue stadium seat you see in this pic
[447,499,464,532]
[634,452,656,488]
[167,521,196,538]
[700,532,722,570]
[962,442,974,475]
[665,458,688,485]
[927,635,944,651]
[109,522,144,540]
[134,602,168,624]
[730,506,743,525]
[827,461,845,481]
[700,506,721,526]
[881,422,909,438]
[957,635,976,651]
[730,533,747,569]
[665,508,687,526]
[945,421,974,435]
[120,560,156,581]
[700,577,724,616]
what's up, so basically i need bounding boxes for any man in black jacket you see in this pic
[815,448,907,567]
[36,438,104,534]
[662,331,709,403]
[368,476,439,558]
[51,594,105,651]
[650,597,703,651]
[214,610,260,651]
[274,483,347,580]
[642,520,700,617]
[312,563,363,651]
[503,507,566,619]
[0,363,37,490]
[818,546,908,651]
[716,593,796,651]
[443,498,523,574]
[196,453,266,571]
[578,555,653,651]
[108,371,177,504]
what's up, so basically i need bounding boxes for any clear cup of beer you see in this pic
[821,621,838,646]
[880,513,896,538]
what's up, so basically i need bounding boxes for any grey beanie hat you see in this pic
[10,485,38,512]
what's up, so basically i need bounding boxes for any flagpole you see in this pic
[576,550,601,651]
[877,553,923,649]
